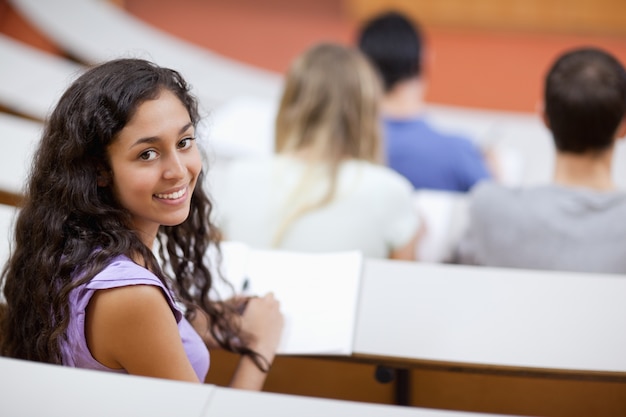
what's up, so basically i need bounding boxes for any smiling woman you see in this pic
[0,58,284,390]
[106,89,202,247]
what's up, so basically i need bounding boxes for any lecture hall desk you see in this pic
[0,356,517,417]
[208,259,626,417]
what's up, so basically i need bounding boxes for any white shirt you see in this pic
[211,155,419,258]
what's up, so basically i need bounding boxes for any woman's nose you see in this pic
[163,153,185,179]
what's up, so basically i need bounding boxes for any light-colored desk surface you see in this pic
[0,34,81,120]
[0,357,516,417]
[205,386,512,417]
[10,0,281,111]
[0,204,17,269]
[0,113,42,194]
[354,259,626,379]
[0,357,214,417]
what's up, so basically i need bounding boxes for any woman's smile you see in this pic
[154,186,188,202]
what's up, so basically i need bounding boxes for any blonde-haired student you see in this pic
[214,43,421,259]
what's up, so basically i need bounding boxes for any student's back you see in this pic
[212,44,421,260]
[384,117,489,191]
[215,156,417,258]
[357,11,492,192]
[456,47,626,274]
[456,182,626,273]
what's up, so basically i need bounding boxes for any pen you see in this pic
[241,276,250,294]
[236,276,251,315]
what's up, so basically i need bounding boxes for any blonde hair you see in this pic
[272,43,383,246]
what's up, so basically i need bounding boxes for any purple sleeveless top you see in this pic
[60,255,210,381]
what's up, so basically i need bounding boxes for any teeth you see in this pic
[155,188,185,200]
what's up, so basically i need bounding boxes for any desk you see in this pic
[346,260,626,415]
[0,357,515,417]
[207,259,626,416]
[0,204,18,270]
[205,385,512,417]
[354,259,626,379]
[0,357,213,417]
[9,0,281,110]
[0,34,81,120]
[0,113,42,197]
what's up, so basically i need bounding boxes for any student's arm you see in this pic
[228,293,284,390]
[383,171,426,261]
[86,285,200,383]
[389,227,421,261]
[188,292,284,390]
[481,146,502,181]
[390,212,428,261]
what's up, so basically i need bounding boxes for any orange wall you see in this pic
[345,0,626,36]
[0,0,63,55]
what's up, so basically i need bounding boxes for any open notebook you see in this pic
[209,242,364,356]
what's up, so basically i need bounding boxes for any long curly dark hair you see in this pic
[0,58,261,368]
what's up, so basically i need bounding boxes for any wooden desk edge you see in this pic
[279,353,626,383]
[0,190,23,207]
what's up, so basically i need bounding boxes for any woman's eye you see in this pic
[139,150,158,161]
[178,137,196,150]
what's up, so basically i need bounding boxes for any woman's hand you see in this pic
[229,292,284,390]
[239,292,284,360]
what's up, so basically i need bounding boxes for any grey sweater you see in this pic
[455,182,626,274]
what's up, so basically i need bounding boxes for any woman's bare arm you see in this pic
[86,285,200,383]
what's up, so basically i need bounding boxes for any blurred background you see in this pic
[2,0,626,113]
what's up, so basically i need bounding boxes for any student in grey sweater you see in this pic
[455,47,626,274]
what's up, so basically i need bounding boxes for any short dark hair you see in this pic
[545,47,626,153]
[357,11,423,92]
